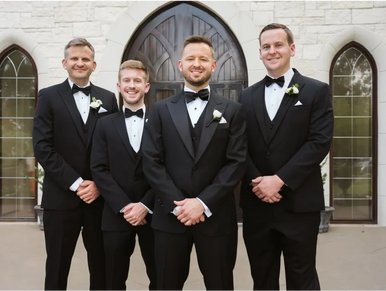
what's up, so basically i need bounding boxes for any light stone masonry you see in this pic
[252,11,274,26]
[0,13,20,29]
[304,9,325,17]
[325,10,352,25]
[94,7,128,23]
[54,7,89,23]
[21,16,54,29]
[302,44,323,60]
[292,16,325,25]
[73,22,102,38]
[353,8,386,24]
[256,2,274,11]
[332,1,374,9]
[316,2,332,9]
[31,8,54,17]
[298,33,318,45]
[274,2,305,18]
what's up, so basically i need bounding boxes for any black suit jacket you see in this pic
[33,79,119,210]
[142,90,247,236]
[90,110,154,231]
[239,69,334,213]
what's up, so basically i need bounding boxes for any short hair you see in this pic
[118,60,149,83]
[64,38,95,59]
[181,35,215,59]
[259,23,294,46]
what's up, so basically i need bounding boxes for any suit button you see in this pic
[269,124,273,129]
[192,166,197,171]
[157,199,163,206]
[83,129,88,133]
[266,151,270,156]
[192,136,196,141]
[134,176,138,181]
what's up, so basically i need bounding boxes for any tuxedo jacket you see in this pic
[239,69,334,213]
[90,110,154,231]
[142,90,247,236]
[33,79,119,210]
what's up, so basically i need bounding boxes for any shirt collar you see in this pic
[68,78,91,89]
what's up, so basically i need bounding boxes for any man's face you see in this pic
[62,45,96,86]
[259,28,295,78]
[117,68,149,109]
[178,42,216,91]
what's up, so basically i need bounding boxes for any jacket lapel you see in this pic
[167,92,195,159]
[269,71,304,142]
[58,80,87,146]
[195,92,227,164]
[252,81,269,145]
[85,83,99,147]
[135,109,150,167]
[112,111,136,163]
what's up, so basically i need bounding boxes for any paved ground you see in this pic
[0,223,385,290]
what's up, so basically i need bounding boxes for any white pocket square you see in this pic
[98,107,108,113]
[219,117,227,124]
[294,101,303,106]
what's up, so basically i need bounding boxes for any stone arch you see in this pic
[0,29,49,90]
[316,26,386,226]
[98,1,260,94]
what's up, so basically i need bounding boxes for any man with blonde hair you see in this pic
[91,60,156,290]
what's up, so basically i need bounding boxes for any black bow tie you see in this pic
[72,84,91,95]
[125,108,144,119]
[264,75,285,87]
[185,89,209,103]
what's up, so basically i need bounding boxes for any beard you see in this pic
[182,68,212,87]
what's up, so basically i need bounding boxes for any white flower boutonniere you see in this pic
[90,97,103,110]
[207,109,223,127]
[284,83,299,104]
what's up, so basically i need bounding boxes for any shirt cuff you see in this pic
[196,198,212,217]
[171,206,181,216]
[69,177,83,192]
[140,202,153,214]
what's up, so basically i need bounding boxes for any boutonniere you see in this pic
[206,109,222,127]
[90,97,103,110]
[284,83,299,104]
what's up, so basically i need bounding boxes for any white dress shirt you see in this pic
[185,85,210,127]
[124,105,146,153]
[68,79,91,192]
[264,68,294,120]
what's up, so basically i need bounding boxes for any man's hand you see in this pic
[251,175,283,203]
[174,199,205,226]
[76,180,100,204]
[122,203,148,226]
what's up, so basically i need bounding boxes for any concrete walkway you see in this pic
[0,223,385,290]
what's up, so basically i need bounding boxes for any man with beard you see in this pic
[142,35,247,290]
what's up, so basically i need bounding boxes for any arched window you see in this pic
[330,42,377,223]
[0,45,37,221]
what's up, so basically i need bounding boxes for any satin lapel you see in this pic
[112,111,135,163]
[194,93,227,164]
[135,109,150,167]
[269,72,304,143]
[167,93,195,159]
[85,84,99,147]
[58,80,87,146]
[252,82,269,145]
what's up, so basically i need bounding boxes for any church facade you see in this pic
[0,1,385,225]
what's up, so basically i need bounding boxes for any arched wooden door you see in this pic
[122,1,248,108]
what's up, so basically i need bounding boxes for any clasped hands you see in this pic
[251,175,284,203]
[122,203,148,226]
[76,180,100,204]
[174,198,205,226]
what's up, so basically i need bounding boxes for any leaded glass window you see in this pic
[331,44,376,222]
[0,46,37,220]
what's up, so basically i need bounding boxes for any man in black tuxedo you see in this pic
[239,23,334,290]
[142,35,247,290]
[90,60,156,290]
[33,38,119,290]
